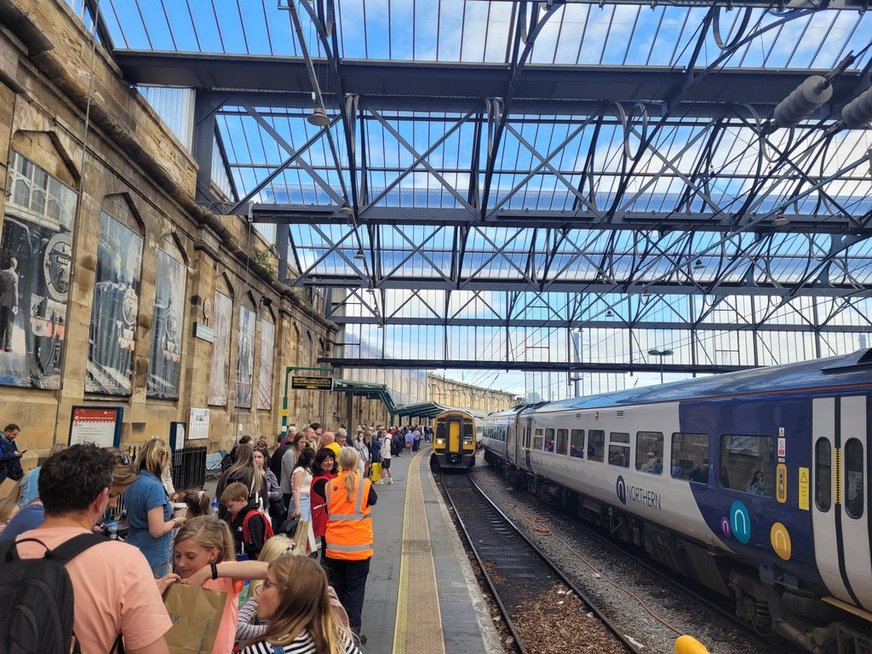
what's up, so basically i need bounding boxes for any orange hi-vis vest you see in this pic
[325,471,373,560]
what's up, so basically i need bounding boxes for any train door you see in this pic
[812,395,872,611]
[448,415,461,454]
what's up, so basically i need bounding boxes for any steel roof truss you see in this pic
[359,109,475,215]
[461,227,535,288]
[487,114,602,218]
[381,225,453,285]
[366,109,477,216]
[243,104,345,207]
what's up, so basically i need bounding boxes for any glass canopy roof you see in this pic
[64,0,872,398]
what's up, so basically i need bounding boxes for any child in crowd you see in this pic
[171,516,268,654]
[178,488,211,518]
[238,555,360,654]
[221,482,273,559]
[236,535,350,644]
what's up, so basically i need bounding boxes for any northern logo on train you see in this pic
[616,475,627,505]
[616,475,662,510]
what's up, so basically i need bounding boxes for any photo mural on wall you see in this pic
[208,290,232,406]
[0,152,77,389]
[147,245,186,399]
[86,211,143,395]
[236,304,255,408]
[257,318,274,410]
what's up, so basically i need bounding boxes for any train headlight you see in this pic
[435,438,445,445]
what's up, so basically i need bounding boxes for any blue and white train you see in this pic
[481,350,872,653]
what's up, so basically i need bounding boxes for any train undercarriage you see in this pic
[485,454,872,654]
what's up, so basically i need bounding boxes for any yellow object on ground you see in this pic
[370,462,382,483]
[674,635,709,654]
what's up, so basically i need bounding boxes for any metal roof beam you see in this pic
[318,357,750,374]
[114,54,866,116]
[329,316,872,332]
[288,276,872,297]
[251,205,867,235]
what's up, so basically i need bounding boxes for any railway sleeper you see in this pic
[498,462,865,654]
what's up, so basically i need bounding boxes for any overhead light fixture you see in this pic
[354,247,365,260]
[339,202,353,217]
[641,289,651,298]
[772,213,789,226]
[307,106,329,127]
[366,287,375,294]
[605,309,614,318]
[693,258,705,270]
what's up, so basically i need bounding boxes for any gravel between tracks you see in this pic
[470,464,803,654]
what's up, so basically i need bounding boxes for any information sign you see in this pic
[69,406,123,448]
[291,376,334,391]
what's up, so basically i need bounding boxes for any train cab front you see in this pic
[432,410,477,470]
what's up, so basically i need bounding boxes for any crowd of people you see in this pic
[0,419,430,653]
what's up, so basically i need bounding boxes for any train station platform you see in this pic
[363,447,503,654]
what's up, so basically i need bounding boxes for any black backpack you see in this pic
[0,533,122,653]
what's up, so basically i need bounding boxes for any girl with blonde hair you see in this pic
[239,555,360,654]
[236,535,350,644]
[125,438,185,574]
[169,515,268,654]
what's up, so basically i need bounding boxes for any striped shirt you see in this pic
[241,631,361,654]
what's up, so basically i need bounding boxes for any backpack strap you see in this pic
[47,533,109,565]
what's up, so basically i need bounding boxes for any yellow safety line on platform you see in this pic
[391,449,446,654]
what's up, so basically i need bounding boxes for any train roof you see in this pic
[486,349,872,417]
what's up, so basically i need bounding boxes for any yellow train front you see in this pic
[431,410,477,470]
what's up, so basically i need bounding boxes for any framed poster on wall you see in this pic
[188,407,210,440]
[68,406,123,448]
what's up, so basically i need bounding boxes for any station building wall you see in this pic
[0,0,337,455]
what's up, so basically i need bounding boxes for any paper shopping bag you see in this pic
[0,477,20,502]
[163,583,227,654]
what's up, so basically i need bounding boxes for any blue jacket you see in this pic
[0,437,22,482]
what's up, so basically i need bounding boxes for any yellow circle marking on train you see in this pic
[770,522,792,561]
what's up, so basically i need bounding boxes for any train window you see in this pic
[436,423,446,440]
[635,432,664,475]
[588,430,605,462]
[845,438,864,519]
[671,432,709,482]
[570,429,584,458]
[533,428,544,451]
[720,434,774,497]
[557,429,569,456]
[608,432,630,468]
[815,438,831,512]
[544,429,555,452]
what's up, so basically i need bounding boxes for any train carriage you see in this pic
[431,409,479,470]
[481,350,872,653]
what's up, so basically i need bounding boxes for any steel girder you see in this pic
[115,55,867,117]
[318,357,749,373]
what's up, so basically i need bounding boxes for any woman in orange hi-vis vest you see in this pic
[324,446,378,643]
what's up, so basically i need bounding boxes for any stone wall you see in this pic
[428,374,518,414]
[0,0,336,455]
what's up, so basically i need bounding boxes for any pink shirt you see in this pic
[16,526,172,652]
[204,576,243,654]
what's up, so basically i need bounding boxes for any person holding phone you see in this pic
[0,423,24,483]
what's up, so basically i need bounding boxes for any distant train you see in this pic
[431,408,486,470]
[481,350,872,653]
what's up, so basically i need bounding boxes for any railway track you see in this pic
[440,472,635,654]
[468,465,803,654]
